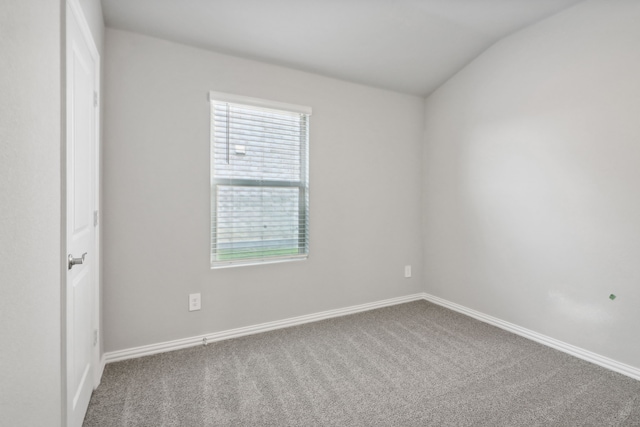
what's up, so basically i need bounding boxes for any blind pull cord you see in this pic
[226,103,230,164]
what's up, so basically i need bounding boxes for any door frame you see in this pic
[65,0,102,422]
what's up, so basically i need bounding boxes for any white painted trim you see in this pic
[104,293,423,363]
[103,291,640,382]
[422,293,640,381]
[209,90,312,115]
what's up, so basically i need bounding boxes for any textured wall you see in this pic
[423,0,640,369]
[0,1,63,425]
[103,29,425,352]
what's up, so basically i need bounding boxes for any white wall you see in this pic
[103,29,425,352]
[423,0,640,369]
[0,1,63,425]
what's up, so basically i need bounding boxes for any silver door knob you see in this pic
[68,253,87,270]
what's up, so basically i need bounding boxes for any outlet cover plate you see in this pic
[189,293,201,311]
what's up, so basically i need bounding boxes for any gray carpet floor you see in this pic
[84,301,640,426]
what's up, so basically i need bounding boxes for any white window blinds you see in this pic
[210,92,311,268]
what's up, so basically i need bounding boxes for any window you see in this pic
[209,92,311,268]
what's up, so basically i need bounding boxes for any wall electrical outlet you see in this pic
[189,293,201,311]
[404,265,412,278]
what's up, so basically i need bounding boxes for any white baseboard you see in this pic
[103,291,640,382]
[422,293,640,381]
[104,293,425,364]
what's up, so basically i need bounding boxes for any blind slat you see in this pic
[211,97,310,268]
[213,112,307,129]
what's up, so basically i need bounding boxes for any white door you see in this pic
[66,1,100,426]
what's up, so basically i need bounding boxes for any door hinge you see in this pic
[93,91,98,107]
[93,330,98,347]
[94,210,99,227]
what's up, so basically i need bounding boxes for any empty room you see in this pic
[2,0,640,426]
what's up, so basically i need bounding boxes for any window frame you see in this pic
[209,91,311,269]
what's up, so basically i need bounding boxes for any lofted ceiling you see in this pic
[101,0,584,96]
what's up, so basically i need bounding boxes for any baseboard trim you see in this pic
[422,293,640,381]
[104,293,425,364]
[103,291,640,381]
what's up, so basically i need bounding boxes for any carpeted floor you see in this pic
[84,301,640,426]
